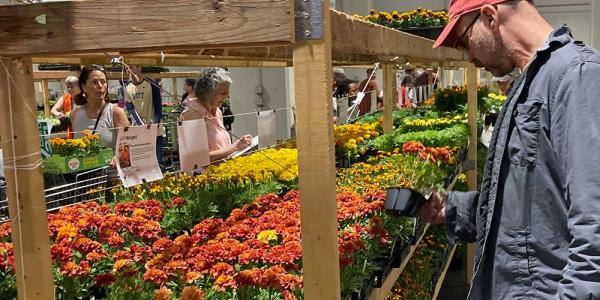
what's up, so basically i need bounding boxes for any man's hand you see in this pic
[418,191,446,224]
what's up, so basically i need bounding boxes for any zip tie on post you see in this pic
[3,159,42,171]
[3,151,42,164]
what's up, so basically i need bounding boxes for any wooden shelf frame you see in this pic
[432,244,459,300]
[0,1,470,299]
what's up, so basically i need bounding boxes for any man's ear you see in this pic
[480,4,500,31]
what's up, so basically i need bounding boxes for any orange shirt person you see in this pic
[51,76,81,138]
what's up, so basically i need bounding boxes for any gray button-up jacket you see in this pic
[445,26,600,299]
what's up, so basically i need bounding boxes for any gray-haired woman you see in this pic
[51,76,80,119]
[180,67,252,162]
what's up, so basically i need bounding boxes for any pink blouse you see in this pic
[180,98,232,152]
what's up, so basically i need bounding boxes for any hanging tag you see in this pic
[258,110,276,149]
[160,52,166,64]
[354,92,365,105]
[177,119,210,171]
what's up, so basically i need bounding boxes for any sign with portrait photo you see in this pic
[115,125,163,188]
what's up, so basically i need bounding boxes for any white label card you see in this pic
[177,119,210,172]
[258,110,276,149]
[115,124,163,188]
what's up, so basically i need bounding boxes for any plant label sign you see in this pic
[115,124,163,188]
[258,110,276,149]
[177,119,210,172]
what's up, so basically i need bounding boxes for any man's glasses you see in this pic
[454,11,481,51]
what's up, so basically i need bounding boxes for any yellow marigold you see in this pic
[257,230,278,243]
[57,223,78,239]
[113,259,132,273]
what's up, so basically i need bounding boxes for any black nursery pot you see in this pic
[484,112,499,127]
[399,26,444,41]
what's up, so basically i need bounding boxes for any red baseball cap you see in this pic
[433,0,510,48]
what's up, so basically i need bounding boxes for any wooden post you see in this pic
[0,57,54,299]
[41,79,50,118]
[466,65,478,282]
[171,77,178,105]
[592,0,600,50]
[293,1,340,300]
[382,64,395,134]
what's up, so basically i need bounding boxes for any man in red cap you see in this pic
[419,0,600,299]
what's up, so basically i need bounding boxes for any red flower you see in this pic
[213,274,236,291]
[185,271,202,283]
[113,250,132,261]
[131,244,153,262]
[0,222,11,240]
[60,260,90,277]
[50,244,72,263]
[180,286,205,300]
[153,286,172,300]
[107,234,125,247]
[164,260,188,276]
[152,238,174,253]
[86,250,108,262]
[210,262,234,278]
[172,196,187,207]
[143,268,168,285]
[93,273,116,286]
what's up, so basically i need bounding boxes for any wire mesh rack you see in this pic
[0,166,110,221]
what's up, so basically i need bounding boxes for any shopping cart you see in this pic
[0,166,110,221]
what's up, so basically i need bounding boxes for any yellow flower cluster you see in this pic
[337,157,411,194]
[334,122,380,153]
[354,8,448,25]
[257,230,278,243]
[402,115,466,128]
[128,149,299,199]
[487,93,507,102]
[49,130,100,156]
[206,148,298,183]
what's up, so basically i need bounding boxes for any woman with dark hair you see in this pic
[181,78,197,102]
[333,79,358,98]
[70,65,130,149]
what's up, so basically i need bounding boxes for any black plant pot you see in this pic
[400,26,444,41]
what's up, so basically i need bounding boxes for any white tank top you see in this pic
[72,103,116,149]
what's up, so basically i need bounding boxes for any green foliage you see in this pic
[434,86,490,113]
[355,107,439,129]
[370,124,469,152]
[481,93,507,115]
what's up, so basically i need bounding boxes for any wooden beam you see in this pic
[382,64,395,134]
[0,0,293,56]
[330,10,465,63]
[32,56,292,68]
[33,71,202,80]
[0,57,54,299]
[41,79,50,118]
[432,244,458,300]
[294,1,341,299]
[466,65,478,282]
